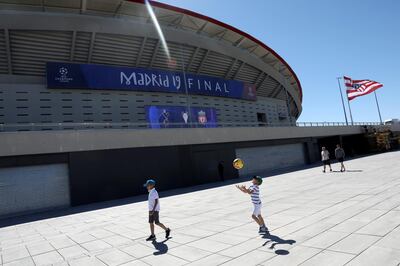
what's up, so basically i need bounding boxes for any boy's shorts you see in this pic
[322,159,331,165]
[148,211,160,224]
[337,157,344,162]
[253,203,262,216]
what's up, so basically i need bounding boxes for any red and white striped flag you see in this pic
[344,76,383,101]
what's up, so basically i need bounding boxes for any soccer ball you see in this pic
[233,158,244,170]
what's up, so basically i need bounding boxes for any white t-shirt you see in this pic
[148,188,160,211]
[321,150,330,161]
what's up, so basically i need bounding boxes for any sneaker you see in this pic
[259,226,268,233]
[330,169,333,172]
[323,170,326,173]
[146,234,156,241]
[165,228,171,239]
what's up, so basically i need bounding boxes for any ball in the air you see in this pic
[233,158,244,170]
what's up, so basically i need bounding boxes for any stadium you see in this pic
[0,0,380,217]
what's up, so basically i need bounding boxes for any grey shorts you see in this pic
[148,211,160,224]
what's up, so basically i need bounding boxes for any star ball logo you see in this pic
[55,67,73,83]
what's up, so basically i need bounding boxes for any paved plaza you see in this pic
[1,151,400,266]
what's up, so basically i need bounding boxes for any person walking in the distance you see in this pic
[335,144,346,172]
[144,179,171,241]
[236,176,268,233]
[321,146,332,173]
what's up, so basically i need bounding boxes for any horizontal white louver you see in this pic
[199,51,234,77]
[137,38,158,68]
[73,31,91,63]
[0,30,7,74]
[235,63,259,84]
[10,30,72,76]
[91,33,143,67]
[257,77,279,97]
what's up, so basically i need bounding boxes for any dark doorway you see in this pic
[257,113,267,126]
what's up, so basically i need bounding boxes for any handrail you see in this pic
[0,121,383,132]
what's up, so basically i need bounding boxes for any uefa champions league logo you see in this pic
[55,67,73,83]
[59,67,68,76]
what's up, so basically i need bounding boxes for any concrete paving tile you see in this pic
[374,228,400,250]
[32,250,65,266]
[221,250,276,266]
[300,250,355,266]
[141,253,188,266]
[26,241,54,256]
[329,219,369,233]
[186,238,232,253]
[2,246,30,263]
[68,256,107,266]
[346,245,400,266]
[102,235,134,246]
[169,245,212,262]
[3,257,35,266]
[48,236,76,249]
[164,233,198,244]
[58,245,88,260]
[96,249,135,266]
[328,233,380,254]
[351,209,387,222]
[119,260,150,266]
[68,233,96,244]
[301,231,349,249]
[205,232,251,245]
[218,238,265,258]
[81,239,113,252]
[260,245,321,266]
[187,254,232,266]
[121,243,155,258]
[356,211,400,236]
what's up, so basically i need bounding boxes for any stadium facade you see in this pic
[0,0,377,217]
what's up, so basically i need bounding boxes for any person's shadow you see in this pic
[151,238,171,255]
[261,232,296,255]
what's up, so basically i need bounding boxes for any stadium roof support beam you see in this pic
[254,71,266,87]
[268,83,281,98]
[196,21,208,33]
[224,59,237,79]
[149,40,160,67]
[234,37,245,47]
[232,61,244,79]
[80,0,87,14]
[256,74,270,90]
[87,32,95,63]
[186,47,198,71]
[196,49,209,74]
[70,31,76,61]
[4,29,12,74]
[136,37,147,66]
[113,0,125,17]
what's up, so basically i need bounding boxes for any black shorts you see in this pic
[322,159,331,165]
[337,157,344,162]
[149,211,160,224]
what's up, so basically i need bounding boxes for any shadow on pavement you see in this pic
[152,238,170,255]
[261,232,296,255]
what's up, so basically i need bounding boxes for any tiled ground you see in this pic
[1,151,400,266]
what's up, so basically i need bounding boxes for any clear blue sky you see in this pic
[157,0,399,122]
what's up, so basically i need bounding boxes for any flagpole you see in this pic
[346,93,354,125]
[374,91,383,124]
[336,77,348,126]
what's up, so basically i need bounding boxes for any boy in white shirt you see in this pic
[236,176,268,233]
[321,146,332,173]
[144,179,171,241]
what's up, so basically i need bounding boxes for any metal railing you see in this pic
[0,121,383,132]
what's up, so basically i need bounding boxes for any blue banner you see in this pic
[46,62,256,101]
[146,105,217,128]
